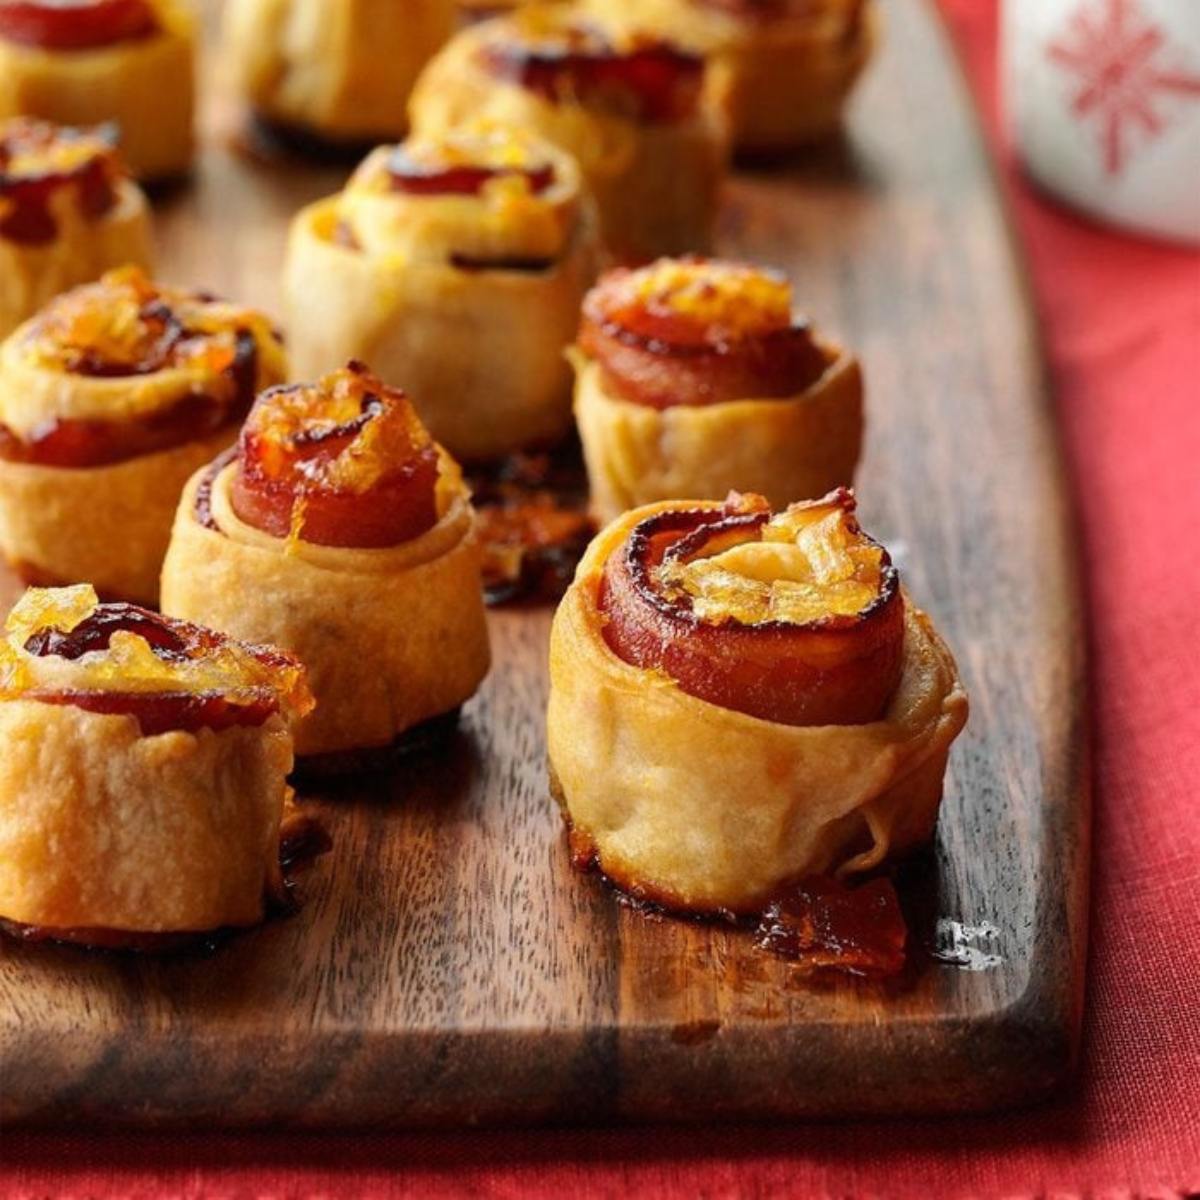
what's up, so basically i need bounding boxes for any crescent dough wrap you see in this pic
[224,0,455,141]
[0,2,196,179]
[0,426,234,602]
[573,339,863,523]
[0,179,153,340]
[284,175,596,461]
[584,0,878,151]
[161,464,491,758]
[547,501,968,913]
[0,703,291,933]
[409,21,728,263]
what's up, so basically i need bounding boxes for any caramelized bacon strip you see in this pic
[230,361,440,549]
[481,21,703,124]
[0,118,121,245]
[18,599,306,735]
[598,490,903,726]
[579,258,829,409]
[0,0,157,50]
[387,145,555,197]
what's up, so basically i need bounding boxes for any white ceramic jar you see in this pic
[1003,0,1200,243]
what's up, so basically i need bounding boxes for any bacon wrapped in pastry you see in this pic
[573,257,862,523]
[409,8,727,264]
[223,0,455,147]
[0,584,313,945]
[584,0,877,152]
[547,489,967,914]
[0,118,153,340]
[0,267,287,604]
[161,362,491,761]
[283,121,598,462]
[0,0,195,180]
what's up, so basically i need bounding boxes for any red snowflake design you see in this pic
[1046,0,1200,176]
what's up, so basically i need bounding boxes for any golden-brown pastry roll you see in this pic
[0,0,195,179]
[283,121,598,462]
[0,118,153,340]
[573,256,862,524]
[223,0,455,146]
[0,583,313,946]
[0,266,287,604]
[547,489,968,914]
[409,7,728,264]
[584,0,877,152]
[161,362,492,761]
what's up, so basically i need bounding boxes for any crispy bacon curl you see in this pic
[0,118,122,245]
[599,491,903,726]
[19,601,306,735]
[480,21,703,124]
[579,259,830,409]
[0,0,157,50]
[386,145,555,197]
[230,361,440,549]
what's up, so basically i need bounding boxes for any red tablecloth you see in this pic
[4,3,1198,1196]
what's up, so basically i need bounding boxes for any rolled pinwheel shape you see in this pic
[284,121,598,461]
[0,117,153,339]
[409,8,728,264]
[573,256,862,523]
[0,0,196,180]
[547,489,968,914]
[222,0,455,147]
[161,362,492,762]
[584,0,878,153]
[0,584,313,946]
[0,267,287,603]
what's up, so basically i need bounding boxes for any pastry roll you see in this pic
[0,117,153,340]
[223,0,455,146]
[0,0,195,180]
[585,0,877,152]
[161,362,491,760]
[547,489,968,914]
[0,266,287,604]
[409,7,727,264]
[283,121,598,462]
[0,583,313,945]
[573,256,862,524]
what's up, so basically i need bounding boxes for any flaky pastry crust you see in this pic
[584,0,878,151]
[223,0,456,142]
[573,337,862,523]
[0,1,196,179]
[546,500,967,913]
[409,17,728,263]
[161,463,491,757]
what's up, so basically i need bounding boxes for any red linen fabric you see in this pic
[3,3,1198,1196]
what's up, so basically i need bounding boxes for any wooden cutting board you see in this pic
[0,0,1090,1128]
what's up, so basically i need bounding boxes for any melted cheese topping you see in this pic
[1,121,119,181]
[616,258,793,339]
[0,585,312,714]
[659,494,885,625]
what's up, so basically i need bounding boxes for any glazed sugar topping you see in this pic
[20,266,275,380]
[0,585,313,717]
[611,258,794,342]
[658,490,888,626]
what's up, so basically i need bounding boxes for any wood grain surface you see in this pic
[0,0,1090,1127]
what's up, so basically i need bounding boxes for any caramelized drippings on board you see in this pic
[0,118,122,245]
[467,444,594,605]
[480,17,703,124]
[755,875,907,977]
[0,0,157,51]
